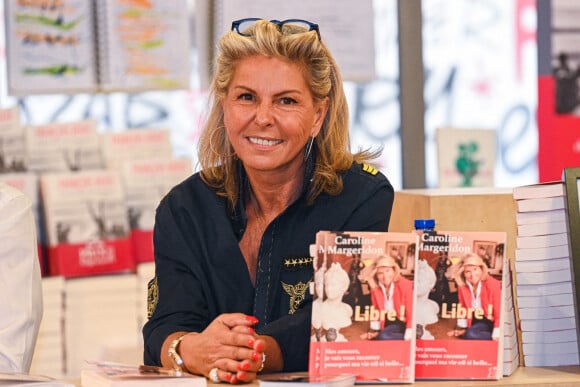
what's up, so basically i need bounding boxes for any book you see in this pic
[94,0,191,92]
[4,0,98,95]
[520,316,577,332]
[521,329,578,344]
[40,170,134,278]
[516,281,574,297]
[120,157,192,263]
[514,257,570,273]
[435,127,496,188]
[0,106,26,172]
[4,0,190,95]
[515,269,572,286]
[512,181,565,200]
[65,277,141,376]
[516,196,566,213]
[516,220,568,237]
[514,244,570,261]
[26,120,103,173]
[81,362,206,387]
[516,209,566,225]
[308,231,418,383]
[516,292,574,308]
[414,229,507,380]
[101,129,173,171]
[516,232,569,249]
[258,373,355,387]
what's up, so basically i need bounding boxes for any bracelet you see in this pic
[168,332,197,374]
[168,334,187,374]
[257,352,266,373]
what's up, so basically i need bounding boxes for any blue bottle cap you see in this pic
[414,218,435,230]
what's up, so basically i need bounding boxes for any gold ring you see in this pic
[257,353,266,373]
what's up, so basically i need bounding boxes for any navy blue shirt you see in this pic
[143,162,394,371]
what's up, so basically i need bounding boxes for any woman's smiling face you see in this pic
[222,55,328,175]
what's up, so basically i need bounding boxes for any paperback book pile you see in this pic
[26,121,103,173]
[40,170,134,278]
[120,157,192,263]
[29,276,66,379]
[512,181,579,366]
[414,229,507,380]
[65,275,141,377]
[308,230,418,383]
[502,262,520,376]
[101,129,173,171]
[0,106,26,172]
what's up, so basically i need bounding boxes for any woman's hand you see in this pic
[446,327,466,337]
[178,313,266,384]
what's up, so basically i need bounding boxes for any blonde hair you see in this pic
[198,19,380,209]
[373,255,401,282]
[449,253,489,287]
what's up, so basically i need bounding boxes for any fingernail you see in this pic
[248,339,255,347]
[237,371,247,380]
[224,373,232,381]
[247,327,255,334]
[237,362,250,371]
[251,352,260,361]
[231,376,238,384]
[254,342,264,351]
[246,316,259,324]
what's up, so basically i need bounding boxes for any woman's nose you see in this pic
[255,102,273,126]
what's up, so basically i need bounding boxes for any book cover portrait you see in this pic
[309,231,418,383]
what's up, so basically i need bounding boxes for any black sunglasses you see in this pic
[231,18,321,40]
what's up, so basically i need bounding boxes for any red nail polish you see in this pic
[246,316,259,324]
[237,371,247,380]
[255,342,264,351]
[248,339,255,347]
[247,327,255,334]
[225,373,232,381]
[231,376,238,384]
[251,352,260,361]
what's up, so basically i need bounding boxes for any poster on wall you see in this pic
[537,0,580,182]
[213,0,375,82]
[4,0,98,95]
[4,0,191,96]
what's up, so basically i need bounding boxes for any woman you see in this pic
[446,253,501,340]
[363,256,414,340]
[142,18,394,384]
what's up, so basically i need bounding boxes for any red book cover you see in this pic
[414,230,507,380]
[308,231,418,383]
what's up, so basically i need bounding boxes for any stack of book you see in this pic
[64,274,141,377]
[512,181,579,366]
[502,263,519,376]
[29,276,66,379]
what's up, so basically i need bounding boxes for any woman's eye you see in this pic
[280,97,297,105]
[237,93,254,101]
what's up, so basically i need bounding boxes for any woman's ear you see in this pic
[311,97,329,137]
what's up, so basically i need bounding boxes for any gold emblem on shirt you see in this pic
[362,163,379,175]
[283,256,313,270]
[147,276,158,319]
[282,280,310,315]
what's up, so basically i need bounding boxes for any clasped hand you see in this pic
[179,313,266,384]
